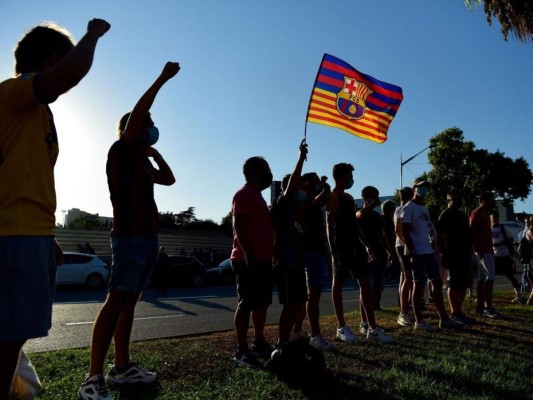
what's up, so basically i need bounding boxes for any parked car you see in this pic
[57,252,109,289]
[205,259,234,285]
[160,255,207,287]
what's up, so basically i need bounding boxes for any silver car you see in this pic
[57,252,109,289]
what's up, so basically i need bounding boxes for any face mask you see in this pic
[345,178,354,190]
[416,186,428,198]
[142,126,159,146]
[313,184,322,194]
[260,171,273,190]
[296,190,307,203]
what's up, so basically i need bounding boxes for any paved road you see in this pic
[24,276,515,353]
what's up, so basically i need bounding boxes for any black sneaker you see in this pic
[451,312,476,325]
[233,351,261,368]
[251,340,273,358]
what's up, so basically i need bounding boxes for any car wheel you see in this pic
[86,273,104,289]
[191,273,204,287]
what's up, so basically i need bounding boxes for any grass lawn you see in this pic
[29,291,532,400]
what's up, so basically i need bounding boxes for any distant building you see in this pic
[63,208,113,228]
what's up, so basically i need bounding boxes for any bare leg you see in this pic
[113,291,142,368]
[400,271,413,315]
[306,287,322,337]
[412,281,425,323]
[332,276,346,328]
[89,290,137,377]
[476,280,485,309]
[448,288,466,315]
[0,340,25,400]
[484,280,494,308]
[358,276,377,329]
[251,305,269,343]
[431,280,449,320]
[234,307,251,352]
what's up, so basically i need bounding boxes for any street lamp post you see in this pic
[400,144,437,188]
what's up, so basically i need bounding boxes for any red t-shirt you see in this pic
[469,207,493,254]
[230,184,274,263]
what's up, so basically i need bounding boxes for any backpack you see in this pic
[517,237,531,264]
[267,340,326,384]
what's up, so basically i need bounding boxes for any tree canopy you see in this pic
[424,127,533,216]
[465,0,533,42]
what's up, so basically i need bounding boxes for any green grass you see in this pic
[31,292,533,399]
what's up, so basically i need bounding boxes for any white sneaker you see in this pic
[289,329,310,341]
[336,325,357,343]
[105,361,156,384]
[367,327,394,343]
[414,320,436,331]
[309,335,332,351]
[78,374,112,400]
[397,313,414,327]
[359,322,369,335]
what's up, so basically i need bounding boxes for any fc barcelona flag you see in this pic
[306,54,403,144]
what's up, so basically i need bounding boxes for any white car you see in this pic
[57,252,109,289]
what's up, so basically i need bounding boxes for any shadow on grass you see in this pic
[108,381,161,400]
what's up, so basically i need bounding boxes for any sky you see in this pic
[2,0,532,226]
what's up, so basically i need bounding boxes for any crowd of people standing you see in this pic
[229,143,533,368]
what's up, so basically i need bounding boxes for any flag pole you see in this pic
[304,53,327,142]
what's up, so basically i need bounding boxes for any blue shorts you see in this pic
[411,253,442,284]
[0,236,56,341]
[109,236,159,292]
[304,254,329,288]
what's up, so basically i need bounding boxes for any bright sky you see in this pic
[2,1,532,225]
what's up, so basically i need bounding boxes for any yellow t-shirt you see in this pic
[0,74,59,236]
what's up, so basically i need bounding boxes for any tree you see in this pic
[182,219,220,231]
[425,127,533,217]
[220,210,232,236]
[465,0,533,42]
[159,211,177,229]
[175,207,197,227]
[68,214,102,230]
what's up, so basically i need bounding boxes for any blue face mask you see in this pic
[416,186,428,198]
[142,126,159,146]
[313,184,322,194]
[345,178,354,190]
[296,190,307,203]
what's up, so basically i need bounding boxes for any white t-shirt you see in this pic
[394,205,404,247]
[491,224,513,257]
[400,200,434,255]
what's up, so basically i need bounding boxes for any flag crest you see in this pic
[306,54,403,143]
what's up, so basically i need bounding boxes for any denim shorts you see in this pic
[476,253,496,281]
[411,253,442,284]
[109,235,159,292]
[0,236,56,341]
[304,254,329,288]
